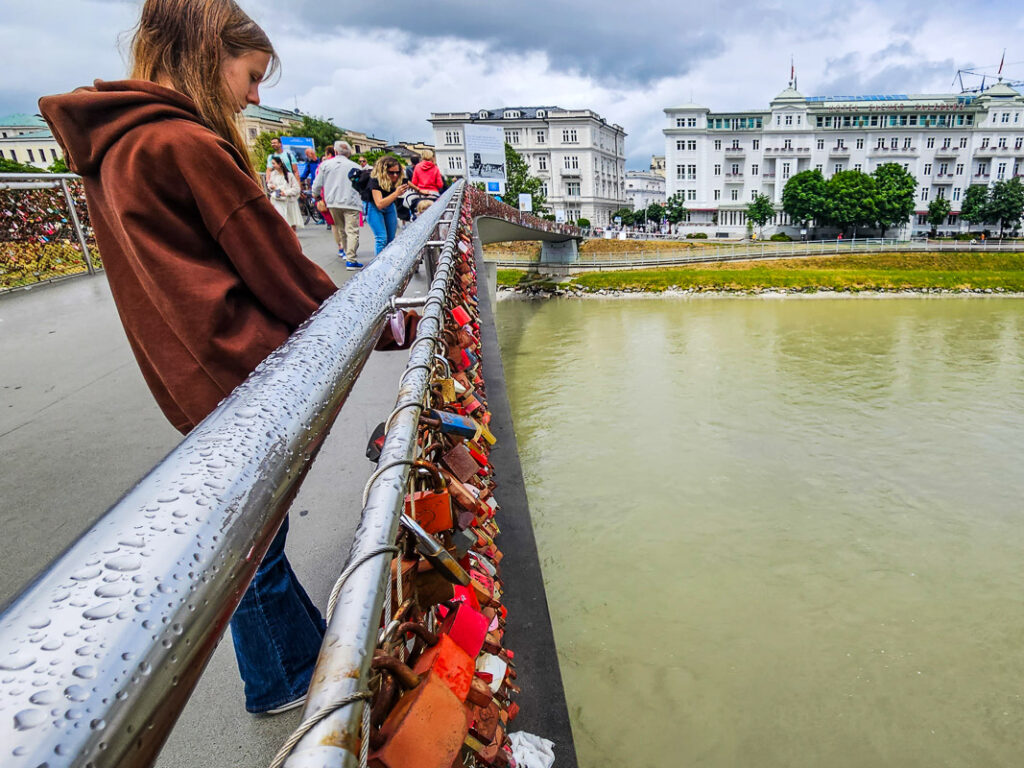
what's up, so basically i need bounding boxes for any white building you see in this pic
[664,80,1024,236]
[0,114,64,169]
[429,107,627,225]
[625,170,666,210]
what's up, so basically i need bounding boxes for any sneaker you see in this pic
[260,694,306,716]
[345,260,364,270]
[337,249,346,260]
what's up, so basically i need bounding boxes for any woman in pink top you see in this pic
[410,148,444,196]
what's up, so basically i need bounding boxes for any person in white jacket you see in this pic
[267,155,302,231]
[312,140,363,269]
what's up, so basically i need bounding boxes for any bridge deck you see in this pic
[0,224,421,767]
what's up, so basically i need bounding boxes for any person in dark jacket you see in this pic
[39,0,336,716]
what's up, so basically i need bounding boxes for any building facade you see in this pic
[625,170,666,210]
[429,107,627,225]
[0,114,63,168]
[650,155,666,177]
[664,81,1024,236]
[239,105,387,154]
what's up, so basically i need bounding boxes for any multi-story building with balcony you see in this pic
[429,107,627,225]
[664,80,1024,236]
[626,170,666,211]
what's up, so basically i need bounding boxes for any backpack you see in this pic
[348,167,373,202]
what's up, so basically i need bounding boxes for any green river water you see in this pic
[495,295,1024,768]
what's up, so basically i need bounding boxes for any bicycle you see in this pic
[298,191,325,226]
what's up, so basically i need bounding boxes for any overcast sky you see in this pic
[4,0,1023,168]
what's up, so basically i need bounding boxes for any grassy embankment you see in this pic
[497,252,1024,293]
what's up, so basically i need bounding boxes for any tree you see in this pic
[47,156,69,174]
[0,157,41,173]
[825,170,877,236]
[611,207,634,226]
[664,192,690,224]
[502,143,547,213]
[746,193,776,237]
[781,169,826,232]
[872,163,917,237]
[249,115,347,168]
[645,202,665,224]
[926,197,951,237]
[960,185,991,227]
[987,177,1024,236]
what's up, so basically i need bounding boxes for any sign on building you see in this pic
[554,209,566,223]
[464,124,506,194]
[518,193,533,212]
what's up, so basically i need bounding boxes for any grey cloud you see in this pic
[816,60,955,97]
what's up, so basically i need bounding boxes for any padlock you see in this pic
[476,653,508,693]
[442,443,481,483]
[411,632,475,702]
[439,599,489,657]
[467,700,502,744]
[405,461,454,534]
[451,305,472,326]
[369,671,469,768]
[399,514,469,586]
[422,409,478,439]
[466,674,495,708]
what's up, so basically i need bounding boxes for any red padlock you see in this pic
[412,632,475,702]
[451,305,472,326]
[439,599,489,658]
[403,461,453,534]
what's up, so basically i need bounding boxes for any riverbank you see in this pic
[497,251,1024,296]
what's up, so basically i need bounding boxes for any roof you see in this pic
[242,104,304,124]
[3,129,54,140]
[980,80,1022,99]
[771,85,805,104]
[475,106,563,119]
[0,113,47,128]
[665,102,709,112]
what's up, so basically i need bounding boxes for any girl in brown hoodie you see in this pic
[39,0,335,714]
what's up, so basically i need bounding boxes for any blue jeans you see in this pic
[230,517,326,713]
[365,201,397,254]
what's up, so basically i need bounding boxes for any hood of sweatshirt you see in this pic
[39,80,202,176]
[417,160,438,172]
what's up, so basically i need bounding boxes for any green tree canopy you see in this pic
[611,207,634,226]
[926,197,951,235]
[746,193,776,235]
[502,143,548,213]
[646,202,665,223]
[960,184,991,226]
[872,163,917,236]
[781,169,826,227]
[0,157,46,173]
[665,192,690,224]
[987,177,1024,235]
[825,170,877,235]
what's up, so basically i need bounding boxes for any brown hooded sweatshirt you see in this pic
[39,81,337,434]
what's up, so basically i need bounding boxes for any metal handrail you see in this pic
[0,182,462,768]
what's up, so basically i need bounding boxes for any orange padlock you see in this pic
[369,672,469,768]
[404,461,454,534]
[411,632,475,702]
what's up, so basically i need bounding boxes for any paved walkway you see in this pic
[0,221,429,767]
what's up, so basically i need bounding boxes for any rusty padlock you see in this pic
[443,442,481,483]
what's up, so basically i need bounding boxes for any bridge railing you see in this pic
[463,184,581,238]
[0,182,468,768]
[0,172,98,290]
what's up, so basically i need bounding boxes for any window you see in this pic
[686,189,697,200]
[981,137,990,148]
[688,140,697,151]
[537,155,547,171]
[753,139,760,150]
[730,163,740,175]
[856,138,864,149]
[997,162,1007,179]
[953,187,961,201]
[782,162,791,178]
[1016,137,1023,150]
[890,137,898,149]
[785,115,793,125]
[27,149,34,162]
[936,188,946,200]
[920,187,929,201]
[0,150,4,159]
[1002,112,1010,123]
[776,115,780,125]
[8,149,15,161]
[540,181,548,197]
[730,141,741,150]
[815,163,823,172]
[505,129,520,144]
[536,130,546,143]
[567,181,580,196]
[926,137,935,148]
[714,164,721,175]
[676,118,686,128]
[503,110,521,119]
[938,162,948,175]
[784,139,792,150]
[687,164,697,180]
[978,162,988,175]
[676,164,685,179]
[562,129,578,143]
[876,138,885,149]
[998,137,1008,148]
[924,163,932,175]
[731,189,739,200]
[444,130,461,145]
[903,137,911,149]
[563,155,579,170]
[714,189,721,200]
[448,155,463,170]
[917,214,928,225]
[833,163,843,175]
[751,190,758,201]
[248,128,257,140]
[956,163,964,175]
[677,140,685,151]
[714,140,722,150]
[687,117,697,128]
[854,163,862,171]
[816,139,825,150]
[959,136,968,148]
[751,163,759,175]
[836,139,845,149]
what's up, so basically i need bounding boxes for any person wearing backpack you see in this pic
[313,140,362,269]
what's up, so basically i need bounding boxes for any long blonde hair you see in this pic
[129,0,278,180]
[371,156,402,193]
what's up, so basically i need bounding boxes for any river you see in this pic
[496,295,1024,768]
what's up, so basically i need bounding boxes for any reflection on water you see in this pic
[497,296,1024,768]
